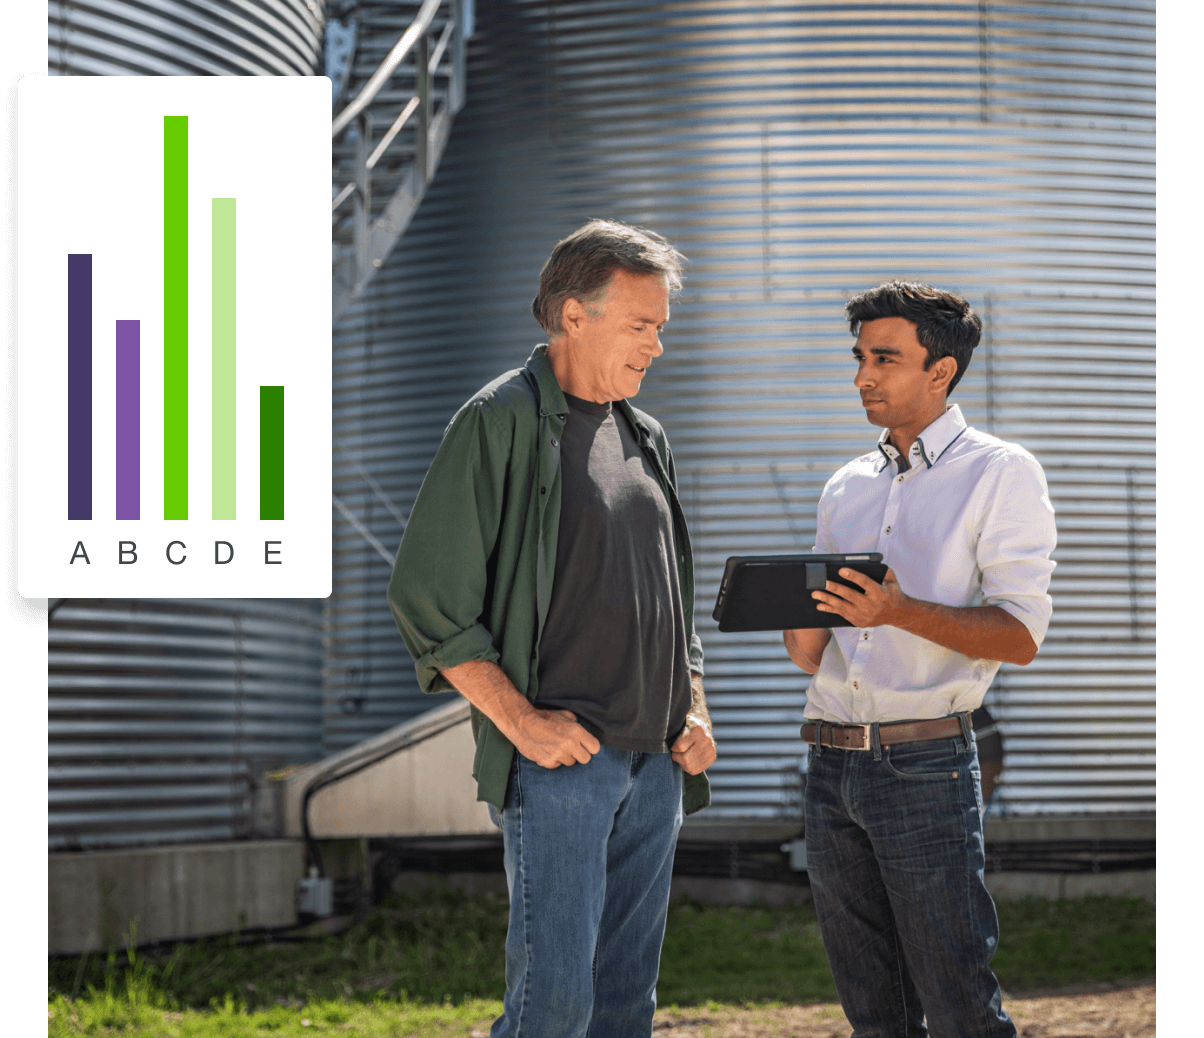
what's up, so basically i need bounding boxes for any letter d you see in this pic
[215,541,234,565]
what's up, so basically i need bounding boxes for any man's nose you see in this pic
[854,363,871,389]
[649,333,664,357]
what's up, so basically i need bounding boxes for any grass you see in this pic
[47,890,1154,1037]
[993,895,1156,992]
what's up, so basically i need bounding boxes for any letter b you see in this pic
[118,541,137,565]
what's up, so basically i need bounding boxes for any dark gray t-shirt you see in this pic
[535,393,692,752]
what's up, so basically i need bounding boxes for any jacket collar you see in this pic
[526,344,650,437]
[526,345,569,418]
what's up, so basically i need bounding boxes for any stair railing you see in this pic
[331,0,466,319]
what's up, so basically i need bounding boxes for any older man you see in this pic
[784,281,1056,1037]
[388,220,716,1038]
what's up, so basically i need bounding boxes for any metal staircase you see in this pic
[329,0,469,320]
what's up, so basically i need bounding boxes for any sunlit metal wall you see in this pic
[49,0,324,77]
[332,0,1154,820]
[46,1,327,850]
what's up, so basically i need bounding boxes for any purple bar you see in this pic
[68,254,92,519]
[116,320,140,519]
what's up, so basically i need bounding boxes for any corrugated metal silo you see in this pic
[331,0,1154,822]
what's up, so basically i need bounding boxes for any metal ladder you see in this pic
[329,0,469,321]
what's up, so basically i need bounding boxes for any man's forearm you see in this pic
[686,671,712,735]
[784,627,832,673]
[440,659,536,745]
[812,567,1039,666]
[441,659,601,768]
[892,600,1037,665]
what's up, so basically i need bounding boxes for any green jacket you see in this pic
[387,345,710,815]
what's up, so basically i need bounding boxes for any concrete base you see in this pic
[49,840,306,955]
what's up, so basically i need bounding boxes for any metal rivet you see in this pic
[551,437,558,447]
[540,486,546,494]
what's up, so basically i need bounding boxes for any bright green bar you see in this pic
[163,116,188,519]
[260,387,284,520]
[212,198,236,519]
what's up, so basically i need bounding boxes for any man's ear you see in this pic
[929,355,957,394]
[561,297,586,339]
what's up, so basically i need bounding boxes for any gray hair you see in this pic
[531,219,686,337]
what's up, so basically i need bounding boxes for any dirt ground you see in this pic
[648,983,1156,1037]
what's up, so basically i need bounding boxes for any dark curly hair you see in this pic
[845,280,982,395]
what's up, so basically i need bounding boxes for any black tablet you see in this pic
[711,553,887,632]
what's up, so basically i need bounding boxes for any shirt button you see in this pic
[897,476,903,483]
[885,526,891,534]
[862,631,869,640]
[540,486,546,494]
[852,681,859,690]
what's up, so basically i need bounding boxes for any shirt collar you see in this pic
[875,404,968,473]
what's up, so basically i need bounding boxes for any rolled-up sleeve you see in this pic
[387,402,511,693]
[977,452,1057,648]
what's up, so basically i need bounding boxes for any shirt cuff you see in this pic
[988,595,1051,651]
[414,623,501,694]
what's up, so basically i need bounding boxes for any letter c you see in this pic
[166,540,187,565]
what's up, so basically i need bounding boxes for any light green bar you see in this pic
[212,198,236,519]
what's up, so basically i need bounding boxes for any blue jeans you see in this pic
[489,745,684,1038]
[804,721,1015,1038]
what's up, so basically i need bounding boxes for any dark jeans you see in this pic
[804,723,1015,1038]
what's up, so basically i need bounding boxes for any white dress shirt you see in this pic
[804,404,1057,724]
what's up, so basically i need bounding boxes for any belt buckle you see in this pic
[846,723,872,751]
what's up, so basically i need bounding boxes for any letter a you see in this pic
[70,541,91,565]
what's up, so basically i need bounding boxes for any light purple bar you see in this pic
[116,320,140,519]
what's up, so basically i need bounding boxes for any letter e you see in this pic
[264,541,282,565]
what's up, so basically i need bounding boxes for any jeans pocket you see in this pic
[882,738,964,781]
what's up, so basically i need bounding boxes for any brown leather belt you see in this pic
[800,714,966,752]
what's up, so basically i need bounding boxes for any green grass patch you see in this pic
[993,895,1156,991]
[658,899,837,1005]
[47,890,1154,1035]
[47,994,503,1037]
[49,890,509,1012]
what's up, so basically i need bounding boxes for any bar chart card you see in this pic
[17,76,331,597]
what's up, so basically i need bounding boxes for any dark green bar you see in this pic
[260,386,284,520]
[163,115,188,519]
